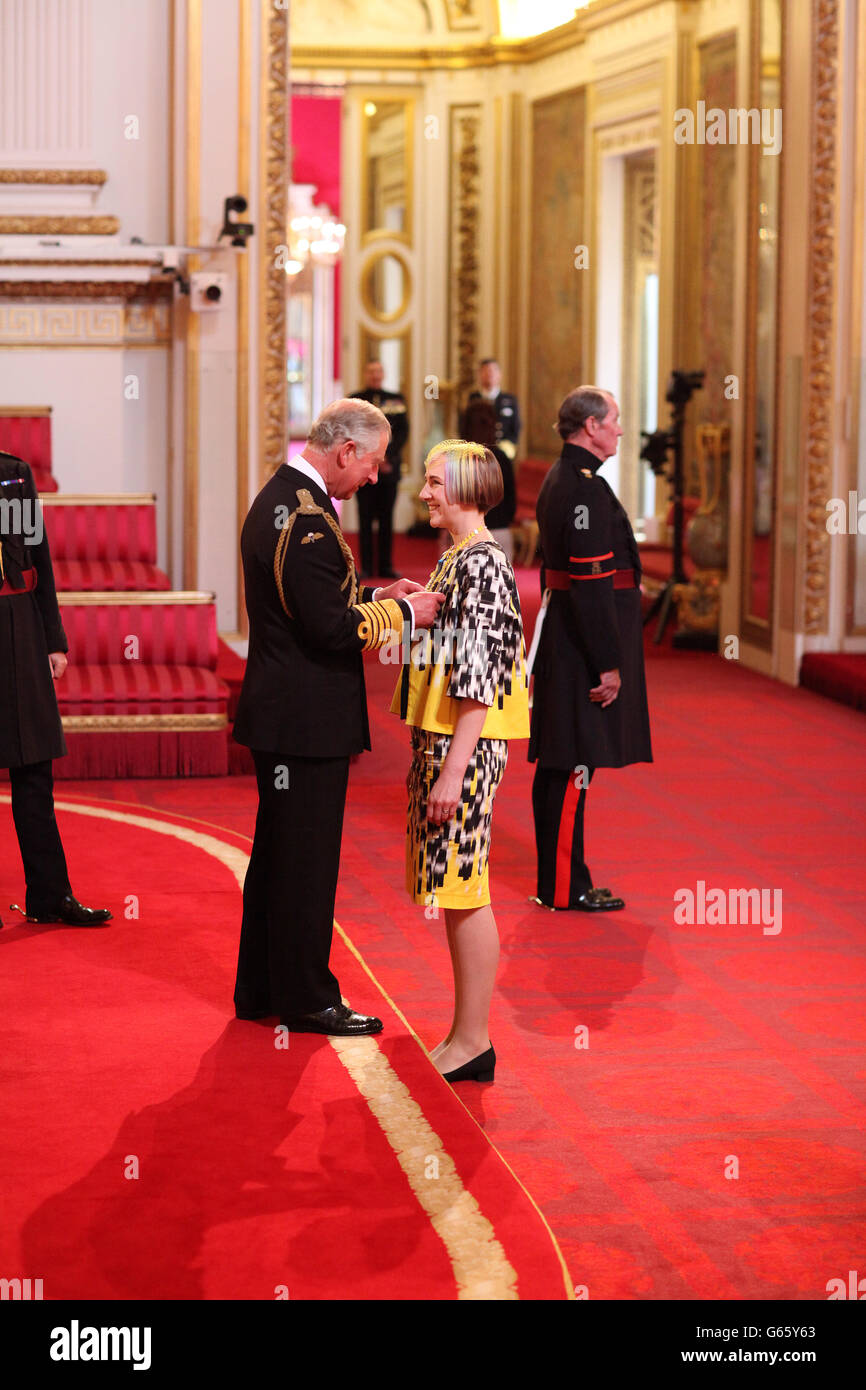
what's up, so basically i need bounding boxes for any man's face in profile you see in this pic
[336,429,389,498]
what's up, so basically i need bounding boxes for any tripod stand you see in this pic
[641,369,704,644]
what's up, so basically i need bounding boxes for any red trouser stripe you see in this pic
[553,774,580,909]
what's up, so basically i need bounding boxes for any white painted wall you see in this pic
[0,346,126,493]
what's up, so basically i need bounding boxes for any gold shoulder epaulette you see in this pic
[274,487,358,617]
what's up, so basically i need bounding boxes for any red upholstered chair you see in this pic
[54,594,229,777]
[637,498,700,584]
[41,497,171,591]
[0,408,58,492]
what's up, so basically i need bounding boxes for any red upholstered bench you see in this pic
[42,495,171,591]
[54,592,229,777]
[0,407,58,492]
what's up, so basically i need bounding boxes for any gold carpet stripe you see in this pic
[333,920,575,1301]
[330,1032,517,1299]
[1,796,521,1300]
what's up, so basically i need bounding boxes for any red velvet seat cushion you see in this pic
[53,559,171,592]
[43,502,158,563]
[58,664,228,716]
[60,600,219,669]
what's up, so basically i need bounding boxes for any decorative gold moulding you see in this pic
[58,590,215,606]
[0,404,51,416]
[0,216,120,235]
[360,247,413,325]
[41,493,156,505]
[293,21,588,72]
[61,714,227,731]
[0,169,108,185]
[0,280,174,303]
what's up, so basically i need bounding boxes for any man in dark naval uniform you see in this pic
[350,360,409,580]
[0,452,111,928]
[233,398,443,1035]
[460,358,520,541]
[527,387,652,911]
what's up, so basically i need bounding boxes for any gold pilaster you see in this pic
[258,0,289,485]
[237,0,252,636]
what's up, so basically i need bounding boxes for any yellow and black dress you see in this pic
[391,539,530,910]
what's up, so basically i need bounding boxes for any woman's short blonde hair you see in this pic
[424,439,504,513]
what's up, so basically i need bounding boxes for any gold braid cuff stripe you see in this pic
[355,598,405,651]
[274,487,358,618]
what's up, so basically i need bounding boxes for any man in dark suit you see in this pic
[0,451,111,929]
[460,358,520,552]
[233,398,443,1036]
[527,387,652,911]
[350,361,408,580]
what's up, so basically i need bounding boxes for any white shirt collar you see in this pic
[288,452,330,498]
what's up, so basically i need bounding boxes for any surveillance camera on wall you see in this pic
[220,195,254,247]
[190,271,228,311]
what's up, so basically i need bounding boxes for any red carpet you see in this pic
[0,794,569,1301]
[2,541,865,1299]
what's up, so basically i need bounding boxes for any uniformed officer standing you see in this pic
[232,398,443,1034]
[0,452,111,928]
[350,360,409,580]
[460,359,520,550]
[527,387,652,911]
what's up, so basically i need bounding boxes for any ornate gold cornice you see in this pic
[803,0,838,634]
[0,215,120,235]
[291,1,695,72]
[0,279,173,301]
[0,168,107,184]
[259,0,289,481]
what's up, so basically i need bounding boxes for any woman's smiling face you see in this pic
[419,463,451,529]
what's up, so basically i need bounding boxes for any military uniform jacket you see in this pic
[233,463,413,758]
[350,388,409,476]
[0,454,68,768]
[463,390,521,456]
[461,390,520,529]
[528,442,652,771]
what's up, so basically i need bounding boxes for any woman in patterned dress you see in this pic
[391,440,530,1082]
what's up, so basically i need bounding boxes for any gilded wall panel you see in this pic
[697,35,737,431]
[527,87,586,459]
[448,107,482,405]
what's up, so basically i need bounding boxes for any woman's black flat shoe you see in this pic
[443,1045,496,1084]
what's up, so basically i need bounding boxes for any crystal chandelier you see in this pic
[286,184,346,277]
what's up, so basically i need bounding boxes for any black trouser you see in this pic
[7,760,71,916]
[531,765,595,908]
[234,751,350,1019]
[357,470,399,574]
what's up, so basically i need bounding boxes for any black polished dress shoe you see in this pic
[443,1044,496,1084]
[26,894,112,926]
[575,888,625,911]
[280,1002,383,1036]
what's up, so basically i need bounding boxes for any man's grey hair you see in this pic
[556,385,613,440]
[307,398,390,454]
